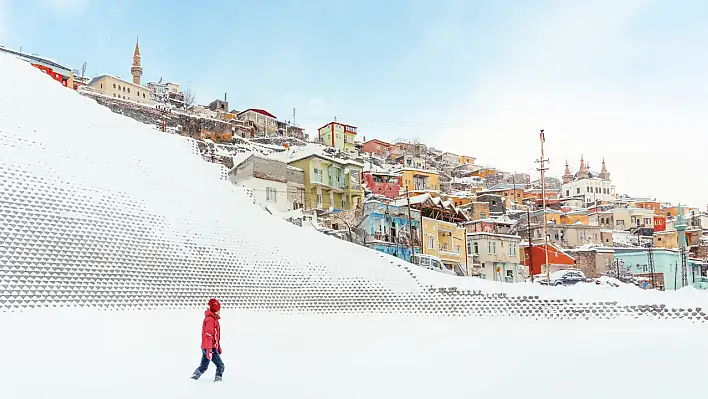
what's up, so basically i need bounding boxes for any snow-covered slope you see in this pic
[2,51,708,399]
[1,53,708,318]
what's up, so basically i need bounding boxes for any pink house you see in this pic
[363,171,401,199]
[362,139,392,156]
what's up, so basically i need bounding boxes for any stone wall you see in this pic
[81,92,234,140]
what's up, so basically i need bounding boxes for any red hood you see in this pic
[204,309,220,319]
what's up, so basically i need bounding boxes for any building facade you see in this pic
[228,154,305,213]
[421,217,467,267]
[520,243,576,276]
[363,200,421,261]
[237,109,278,136]
[288,154,363,211]
[318,122,357,153]
[362,171,401,199]
[362,139,392,156]
[86,75,154,105]
[399,168,440,192]
[561,157,615,205]
[467,232,526,282]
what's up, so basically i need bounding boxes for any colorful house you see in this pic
[401,193,468,268]
[421,217,467,267]
[654,214,667,232]
[362,171,401,199]
[363,200,421,261]
[287,153,363,211]
[399,167,440,192]
[460,155,475,165]
[362,139,392,156]
[318,122,357,153]
[466,232,525,282]
[612,248,706,291]
[520,243,576,276]
[634,201,661,215]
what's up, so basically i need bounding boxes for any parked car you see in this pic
[535,269,587,286]
[411,254,457,276]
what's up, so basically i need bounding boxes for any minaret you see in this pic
[599,157,610,181]
[562,159,573,184]
[131,38,143,85]
[577,155,589,180]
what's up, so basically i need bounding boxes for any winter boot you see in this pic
[191,369,202,380]
[214,375,223,382]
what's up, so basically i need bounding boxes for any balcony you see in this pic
[328,177,346,190]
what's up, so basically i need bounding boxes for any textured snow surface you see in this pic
[1,51,708,398]
[0,309,707,399]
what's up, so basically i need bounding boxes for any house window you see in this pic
[316,193,322,205]
[113,83,116,89]
[127,88,131,94]
[488,241,496,254]
[455,245,461,254]
[112,93,116,97]
[577,188,580,194]
[143,93,146,98]
[100,83,103,89]
[509,243,516,256]
[266,187,277,202]
[428,236,435,250]
[342,197,347,209]
[474,242,479,254]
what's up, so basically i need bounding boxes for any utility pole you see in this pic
[535,129,551,285]
[647,243,656,289]
[405,187,415,261]
[527,204,534,282]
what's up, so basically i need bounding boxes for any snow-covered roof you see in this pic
[466,231,522,240]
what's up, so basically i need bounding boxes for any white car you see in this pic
[411,254,457,276]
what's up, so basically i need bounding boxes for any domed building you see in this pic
[560,156,616,206]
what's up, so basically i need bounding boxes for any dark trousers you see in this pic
[196,348,225,378]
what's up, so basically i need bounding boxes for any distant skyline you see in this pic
[2,0,707,208]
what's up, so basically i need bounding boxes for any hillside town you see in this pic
[6,40,708,292]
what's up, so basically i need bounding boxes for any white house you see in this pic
[466,232,527,282]
[228,154,305,214]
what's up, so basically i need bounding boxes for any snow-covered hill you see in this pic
[1,53,708,398]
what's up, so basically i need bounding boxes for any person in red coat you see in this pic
[191,298,225,382]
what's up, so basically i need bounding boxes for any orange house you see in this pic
[635,201,661,215]
[521,243,575,276]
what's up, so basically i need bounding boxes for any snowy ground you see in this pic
[2,48,708,399]
[0,308,706,399]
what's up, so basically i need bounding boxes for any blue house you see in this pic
[612,248,706,290]
[363,200,421,261]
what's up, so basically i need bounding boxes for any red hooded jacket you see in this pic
[201,309,221,352]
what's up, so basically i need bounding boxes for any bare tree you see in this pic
[183,84,196,110]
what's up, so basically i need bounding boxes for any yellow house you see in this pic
[421,217,467,265]
[460,155,475,165]
[318,122,357,153]
[288,153,363,210]
[400,168,440,192]
[561,210,589,225]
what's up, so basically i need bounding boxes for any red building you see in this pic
[0,46,75,89]
[362,139,392,156]
[363,171,401,199]
[654,214,666,232]
[520,243,575,276]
